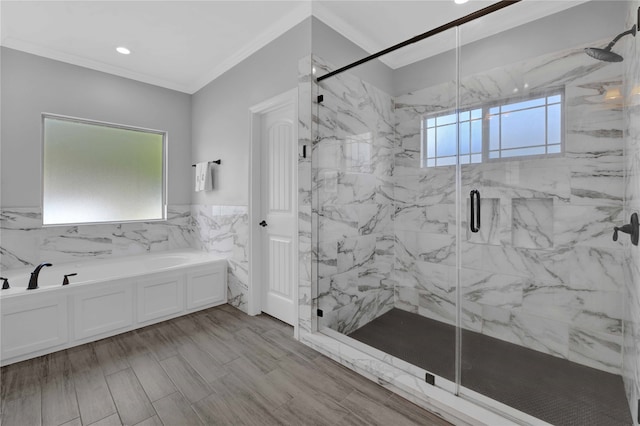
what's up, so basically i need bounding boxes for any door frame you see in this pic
[248,88,298,336]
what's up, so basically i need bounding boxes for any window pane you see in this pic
[437,113,457,126]
[471,120,482,153]
[460,122,470,154]
[490,115,500,150]
[427,128,436,158]
[436,124,457,157]
[43,116,165,225]
[501,97,545,113]
[471,109,482,120]
[459,111,470,121]
[548,144,561,154]
[437,156,456,166]
[501,108,545,149]
[489,150,500,159]
[547,104,562,144]
[426,158,435,167]
[427,118,436,128]
[471,154,482,163]
[548,95,561,104]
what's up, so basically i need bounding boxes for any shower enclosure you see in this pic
[302,1,639,424]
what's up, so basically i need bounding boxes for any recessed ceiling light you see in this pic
[116,46,131,55]
[454,0,469,4]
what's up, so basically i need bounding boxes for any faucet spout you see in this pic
[27,262,52,290]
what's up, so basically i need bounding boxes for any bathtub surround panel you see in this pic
[1,250,227,366]
[622,1,640,423]
[190,205,248,313]
[0,205,193,270]
[313,56,396,335]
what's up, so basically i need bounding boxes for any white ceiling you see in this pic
[0,0,589,94]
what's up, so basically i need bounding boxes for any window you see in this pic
[421,91,563,167]
[42,114,166,226]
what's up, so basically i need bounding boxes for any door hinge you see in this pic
[317,94,324,103]
[317,309,323,317]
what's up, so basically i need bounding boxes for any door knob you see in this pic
[259,220,268,227]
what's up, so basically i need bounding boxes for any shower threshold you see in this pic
[348,309,632,426]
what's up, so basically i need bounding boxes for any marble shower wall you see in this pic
[622,1,640,422]
[0,205,193,269]
[191,205,249,313]
[395,42,626,374]
[298,55,314,334]
[312,56,396,335]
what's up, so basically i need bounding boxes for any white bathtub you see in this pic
[0,249,227,366]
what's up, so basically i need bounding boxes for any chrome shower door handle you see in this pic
[470,190,481,233]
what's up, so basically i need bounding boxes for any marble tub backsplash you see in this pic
[0,203,250,314]
[0,205,193,270]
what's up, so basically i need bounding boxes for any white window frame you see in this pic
[421,88,565,167]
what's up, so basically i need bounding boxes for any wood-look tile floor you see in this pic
[0,304,451,426]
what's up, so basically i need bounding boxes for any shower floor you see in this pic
[348,308,632,426]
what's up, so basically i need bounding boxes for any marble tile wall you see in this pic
[0,205,193,270]
[0,204,250,314]
[298,55,314,334]
[622,1,640,422]
[394,42,626,374]
[191,205,249,313]
[312,56,396,335]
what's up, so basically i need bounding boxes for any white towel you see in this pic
[204,162,214,191]
[194,162,205,192]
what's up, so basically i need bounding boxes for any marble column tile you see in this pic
[511,198,554,249]
[1,228,40,269]
[570,160,624,207]
[567,245,625,291]
[394,286,419,314]
[554,204,623,249]
[461,301,483,333]
[521,281,623,335]
[298,279,312,333]
[40,225,115,262]
[317,240,338,280]
[460,269,524,309]
[622,5,640,414]
[417,290,456,327]
[568,328,622,374]
[318,205,360,242]
[465,197,504,246]
[482,306,570,360]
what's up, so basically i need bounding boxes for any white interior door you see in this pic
[259,101,296,325]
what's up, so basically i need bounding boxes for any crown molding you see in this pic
[311,1,393,67]
[0,36,193,93]
[188,1,312,94]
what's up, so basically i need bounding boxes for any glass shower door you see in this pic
[457,1,632,424]
[311,25,461,390]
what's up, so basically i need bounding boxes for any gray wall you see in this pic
[392,0,628,96]
[311,17,394,95]
[0,47,192,207]
[191,18,311,206]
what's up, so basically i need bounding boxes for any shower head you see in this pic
[584,47,624,62]
[585,24,636,62]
